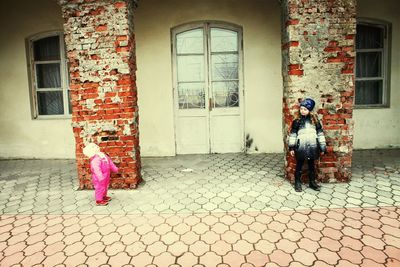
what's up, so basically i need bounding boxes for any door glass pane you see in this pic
[177,55,204,82]
[356,52,382,78]
[211,28,238,52]
[177,29,204,54]
[212,81,239,108]
[37,91,64,115]
[356,25,383,49]
[36,63,61,88]
[355,80,383,105]
[34,36,60,61]
[212,54,238,80]
[178,82,205,109]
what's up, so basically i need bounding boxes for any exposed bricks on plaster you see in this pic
[282,0,356,73]
[60,0,141,189]
[281,0,356,183]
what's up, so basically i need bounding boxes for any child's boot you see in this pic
[294,172,302,192]
[309,171,321,191]
[96,200,108,206]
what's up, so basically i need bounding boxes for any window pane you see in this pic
[178,82,205,109]
[68,90,72,114]
[177,55,204,82]
[356,52,382,78]
[355,80,383,105]
[177,29,204,54]
[36,63,61,88]
[211,54,238,80]
[37,91,64,115]
[356,24,383,49]
[34,36,60,61]
[211,28,238,52]
[212,81,239,108]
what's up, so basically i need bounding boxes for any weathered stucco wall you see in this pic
[135,0,283,156]
[281,0,356,182]
[59,0,142,189]
[0,0,75,158]
[0,0,399,160]
[354,0,400,149]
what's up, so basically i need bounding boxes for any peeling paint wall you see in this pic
[59,0,141,189]
[0,0,399,161]
[281,0,356,183]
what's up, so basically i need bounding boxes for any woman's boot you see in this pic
[309,171,321,191]
[295,172,302,192]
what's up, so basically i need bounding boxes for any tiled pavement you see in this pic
[0,149,399,266]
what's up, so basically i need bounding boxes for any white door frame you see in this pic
[171,21,245,154]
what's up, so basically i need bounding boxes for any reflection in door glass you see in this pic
[176,29,206,109]
[211,28,238,52]
[212,81,239,107]
[177,55,204,82]
[177,29,204,54]
[178,82,205,109]
[211,54,238,80]
[210,28,239,108]
[175,27,240,109]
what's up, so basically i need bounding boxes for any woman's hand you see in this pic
[290,150,295,157]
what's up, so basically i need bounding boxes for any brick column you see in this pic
[280,0,356,183]
[58,0,141,189]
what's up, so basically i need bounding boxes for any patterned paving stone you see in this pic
[297,237,319,253]
[223,251,246,267]
[177,251,197,267]
[21,251,46,266]
[0,150,400,266]
[269,249,292,267]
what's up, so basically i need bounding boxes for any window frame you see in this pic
[355,18,392,109]
[26,31,71,119]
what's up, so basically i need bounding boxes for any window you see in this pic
[173,23,241,109]
[27,32,71,118]
[355,20,391,107]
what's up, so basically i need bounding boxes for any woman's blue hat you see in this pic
[300,98,315,111]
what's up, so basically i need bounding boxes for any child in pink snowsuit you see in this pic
[83,143,119,206]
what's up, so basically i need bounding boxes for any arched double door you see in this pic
[172,22,244,154]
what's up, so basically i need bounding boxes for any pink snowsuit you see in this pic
[89,154,118,202]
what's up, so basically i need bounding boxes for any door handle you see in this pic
[209,98,213,111]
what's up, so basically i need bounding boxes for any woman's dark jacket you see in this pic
[288,115,327,161]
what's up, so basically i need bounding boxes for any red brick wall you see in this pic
[59,0,141,189]
[281,0,356,183]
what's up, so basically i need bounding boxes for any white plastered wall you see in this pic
[0,0,75,159]
[0,0,398,159]
[135,0,283,156]
[354,0,400,149]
